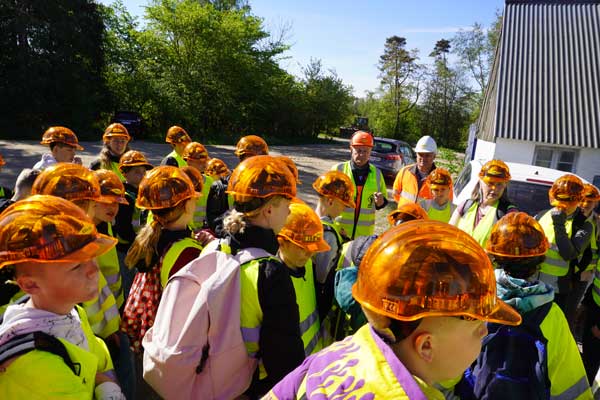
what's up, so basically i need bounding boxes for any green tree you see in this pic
[0,0,109,138]
[377,36,422,138]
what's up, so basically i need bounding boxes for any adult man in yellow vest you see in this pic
[392,135,440,206]
[535,174,592,311]
[331,131,387,240]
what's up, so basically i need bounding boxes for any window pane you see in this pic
[556,150,575,172]
[534,148,553,168]
[507,181,552,216]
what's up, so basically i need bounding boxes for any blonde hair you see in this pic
[223,195,286,235]
[99,142,130,170]
[125,202,187,269]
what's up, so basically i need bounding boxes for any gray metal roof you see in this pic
[477,0,600,148]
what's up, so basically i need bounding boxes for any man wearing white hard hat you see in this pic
[393,135,451,206]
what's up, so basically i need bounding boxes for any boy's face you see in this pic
[431,186,450,204]
[580,200,598,216]
[330,198,347,217]
[17,259,99,313]
[187,158,208,173]
[124,166,147,188]
[279,240,314,268]
[52,143,76,163]
[94,201,119,224]
[266,197,292,234]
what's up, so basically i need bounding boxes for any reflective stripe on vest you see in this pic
[538,211,574,277]
[334,162,385,239]
[456,200,498,248]
[588,218,598,270]
[393,164,433,206]
[189,175,214,230]
[290,259,322,357]
[160,237,203,288]
[109,161,126,182]
[420,199,454,223]
[336,241,353,270]
[97,223,123,308]
[168,150,187,167]
[81,272,120,338]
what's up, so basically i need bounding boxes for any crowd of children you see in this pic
[0,126,598,400]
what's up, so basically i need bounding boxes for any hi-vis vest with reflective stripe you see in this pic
[81,271,120,339]
[0,306,115,399]
[456,200,499,248]
[160,237,204,288]
[240,257,321,379]
[393,164,433,206]
[587,216,598,272]
[190,175,214,230]
[420,199,455,223]
[333,161,386,239]
[538,210,574,277]
[108,160,126,182]
[97,223,123,308]
[166,150,187,167]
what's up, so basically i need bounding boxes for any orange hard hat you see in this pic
[136,166,199,210]
[486,212,549,258]
[278,203,330,253]
[118,150,153,172]
[205,158,230,178]
[0,154,5,167]
[387,203,429,226]
[227,155,296,203]
[181,166,204,193]
[276,156,302,185]
[183,142,209,161]
[40,126,84,150]
[103,123,131,142]
[0,195,117,269]
[549,174,585,207]
[581,183,600,202]
[32,163,113,204]
[93,170,128,205]
[428,168,453,189]
[165,126,192,144]
[352,220,522,325]
[479,160,511,184]
[350,131,374,148]
[234,135,269,158]
[312,170,356,208]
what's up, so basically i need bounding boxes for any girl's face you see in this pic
[187,158,208,173]
[94,201,119,224]
[431,186,450,205]
[124,166,147,188]
[580,200,598,217]
[266,197,292,234]
[108,137,129,156]
[480,179,507,205]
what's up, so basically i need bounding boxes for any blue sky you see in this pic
[98,0,504,96]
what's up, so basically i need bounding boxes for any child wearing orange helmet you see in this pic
[161,126,192,167]
[33,126,84,170]
[90,123,132,181]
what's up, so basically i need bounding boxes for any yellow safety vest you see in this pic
[0,306,114,399]
[420,199,454,223]
[108,160,126,182]
[538,211,574,277]
[456,200,499,248]
[587,216,598,271]
[166,150,187,167]
[159,237,203,288]
[97,223,123,309]
[265,324,445,400]
[81,272,120,339]
[190,175,214,230]
[240,257,321,379]
[333,162,386,239]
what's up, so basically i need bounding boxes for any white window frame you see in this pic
[533,146,578,173]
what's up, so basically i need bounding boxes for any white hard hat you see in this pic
[414,136,437,154]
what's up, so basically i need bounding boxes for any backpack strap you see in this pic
[0,331,79,375]
[458,199,475,217]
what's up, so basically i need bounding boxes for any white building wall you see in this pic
[576,148,600,183]
[494,138,536,164]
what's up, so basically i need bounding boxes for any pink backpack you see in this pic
[142,246,271,400]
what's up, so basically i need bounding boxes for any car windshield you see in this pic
[507,181,551,216]
[373,141,395,153]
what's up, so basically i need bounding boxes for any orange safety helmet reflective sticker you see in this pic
[581,183,600,202]
[549,174,585,207]
[165,126,192,144]
[479,160,511,184]
[312,170,356,208]
[180,166,204,193]
[136,166,199,210]
[276,156,302,185]
[227,155,297,202]
[93,170,128,205]
[486,212,549,258]
[40,126,84,150]
[205,158,230,178]
[0,195,117,269]
[387,202,429,226]
[182,142,209,160]
[352,220,522,325]
[428,168,453,189]
[32,163,113,204]
[233,135,269,157]
[278,202,330,253]
[102,123,131,142]
[350,131,374,148]
[118,150,153,172]
[0,154,5,167]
